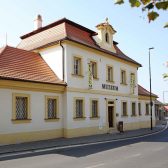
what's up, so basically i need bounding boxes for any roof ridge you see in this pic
[7,45,39,55]
[20,17,96,40]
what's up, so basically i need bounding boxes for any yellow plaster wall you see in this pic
[124,120,156,131]
[0,129,63,145]
[64,126,108,138]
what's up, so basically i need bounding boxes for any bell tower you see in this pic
[94,18,116,53]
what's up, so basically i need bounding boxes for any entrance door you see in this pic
[108,106,114,128]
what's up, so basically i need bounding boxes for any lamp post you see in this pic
[149,47,154,130]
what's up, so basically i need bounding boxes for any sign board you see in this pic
[88,63,93,89]
[102,84,118,91]
[130,73,135,94]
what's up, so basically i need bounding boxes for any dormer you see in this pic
[94,18,116,53]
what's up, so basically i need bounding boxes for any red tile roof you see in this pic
[138,84,158,98]
[164,106,168,111]
[18,18,142,67]
[0,46,65,85]
[20,18,96,39]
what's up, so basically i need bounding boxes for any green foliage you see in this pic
[148,11,159,22]
[163,73,168,78]
[114,0,168,28]
[115,0,124,4]
[143,2,154,10]
[164,22,168,28]
[129,0,141,7]
[156,1,168,10]
[141,0,151,5]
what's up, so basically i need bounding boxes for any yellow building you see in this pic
[0,16,158,145]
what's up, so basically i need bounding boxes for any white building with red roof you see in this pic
[0,16,158,144]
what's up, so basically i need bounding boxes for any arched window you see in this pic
[105,32,109,43]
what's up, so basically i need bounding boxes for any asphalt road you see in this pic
[0,127,168,168]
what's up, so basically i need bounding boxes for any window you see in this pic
[91,100,98,118]
[12,93,30,121]
[46,97,58,119]
[75,99,84,118]
[122,102,127,116]
[90,61,97,78]
[121,70,126,84]
[74,57,82,75]
[105,32,109,43]
[138,103,141,116]
[107,66,113,82]
[132,102,136,116]
[146,103,149,115]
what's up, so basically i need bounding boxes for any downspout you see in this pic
[59,40,65,82]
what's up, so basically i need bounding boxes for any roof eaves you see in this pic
[65,38,142,67]
[0,76,67,86]
[31,37,141,67]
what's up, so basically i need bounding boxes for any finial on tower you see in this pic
[105,17,109,24]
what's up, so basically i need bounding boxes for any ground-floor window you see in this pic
[138,102,142,116]
[131,102,136,116]
[146,103,149,115]
[91,100,98,117]
[12,93,30,120]
[122,101,127,116]
[75,99,84,118]
[45,96,58,119]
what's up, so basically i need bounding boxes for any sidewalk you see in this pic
[0,121,167,155]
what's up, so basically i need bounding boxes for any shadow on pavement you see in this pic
[0,126,167,161]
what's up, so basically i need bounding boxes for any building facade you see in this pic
[0,16,158,145]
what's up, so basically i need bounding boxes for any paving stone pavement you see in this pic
[0,121,167,155]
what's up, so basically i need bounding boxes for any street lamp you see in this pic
[149,47,154,130]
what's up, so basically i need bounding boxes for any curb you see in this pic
[0,122,167,158]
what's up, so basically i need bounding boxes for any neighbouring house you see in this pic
[0,16,158,145]
[155,100,165,120]
[163,106,168,117]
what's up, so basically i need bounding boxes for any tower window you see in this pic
[105,33,109,43]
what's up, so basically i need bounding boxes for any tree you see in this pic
[115,0,168,28]
[163,62,168,79]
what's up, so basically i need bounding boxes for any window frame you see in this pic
[106,65,114,82]
[145,103,150,115]
[121,101,128,117]
[72,56,83,76]
[73,97,85,120]
[138,102,142,116]
[12,93,31,123]
[105,32,109,43]
[120,69,127,85]
[45,96,59,121]
[131,102,136,117]
[90,99,99,119]
[90,61,98,79]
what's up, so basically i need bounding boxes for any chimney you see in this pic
[34,14,42,30]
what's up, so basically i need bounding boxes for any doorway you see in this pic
[108,106,114,128]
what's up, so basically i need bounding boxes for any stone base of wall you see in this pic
[124,120,156,131]
[0,129,63,145]
[0,120,156,145]
[63,126,108,138]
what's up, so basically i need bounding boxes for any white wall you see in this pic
[0,89,63,134]
[40,46,63,80]
[65,44,138,95]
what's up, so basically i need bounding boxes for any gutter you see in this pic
[59,40,65,82]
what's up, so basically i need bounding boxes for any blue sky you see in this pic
[0,0,168,102]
